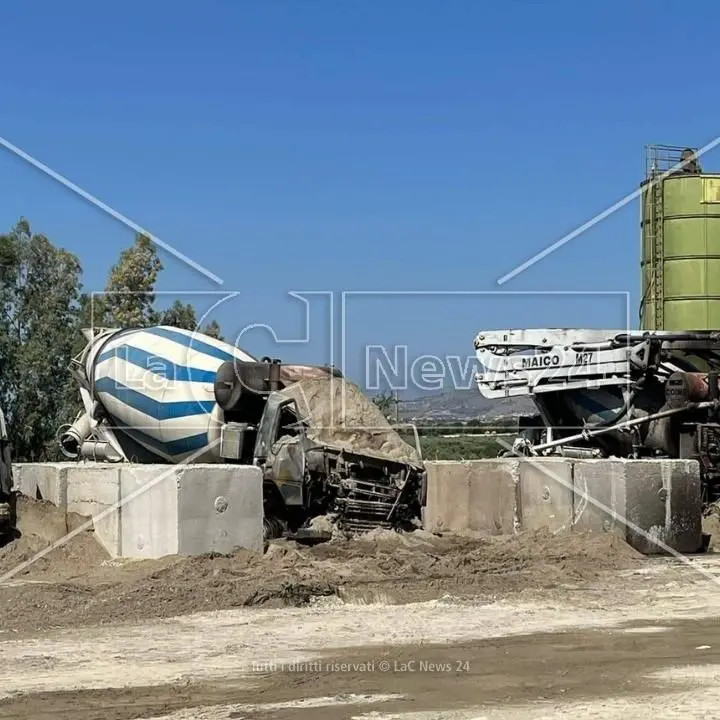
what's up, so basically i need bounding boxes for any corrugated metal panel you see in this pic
[641,174,720,330]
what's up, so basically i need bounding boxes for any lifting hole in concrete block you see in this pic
[517,459,574,533]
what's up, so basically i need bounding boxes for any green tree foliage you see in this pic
[104,233,163,328]
[417,435,505,460]
[371,391,397,419]
[396,420,518,461]
[201,319,224,341]
[0,219,82,460]
[160,300,198,330]
[60,292,110,425]
[70,293,108,352]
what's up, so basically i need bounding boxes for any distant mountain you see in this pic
[397,388,535,422]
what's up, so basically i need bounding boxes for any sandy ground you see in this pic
[0,498,642,632]
[2,499,720,719]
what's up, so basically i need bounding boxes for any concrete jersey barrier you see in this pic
[12,462,263,558]
[423,457,703,555]
[11,456,703,558]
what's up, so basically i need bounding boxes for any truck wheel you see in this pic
[263,515,285,541]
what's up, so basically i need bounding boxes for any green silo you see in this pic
[640,144,720,331]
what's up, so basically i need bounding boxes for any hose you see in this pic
[532,399,719,454]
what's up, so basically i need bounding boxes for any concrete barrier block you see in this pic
[13,463,68,508]
[422,456,703,555]
[119,465,179,559]
[424,462,469,533]
[665,460,703,553]
[119,464,263,559]
[176,465,263,555]
[572,458,703,554]
[572,459,627,537]
[622,460,666,554]
[66,464,122,556]
[424,460,517,535]
[623,459,702,555]
[517,458,574,532]
[466,460,518,534]
[11,464,33,498]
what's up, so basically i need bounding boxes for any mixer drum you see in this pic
[85,326,255,462]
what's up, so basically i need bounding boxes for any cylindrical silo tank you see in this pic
[640,170,720,330]
[85,325,255,462]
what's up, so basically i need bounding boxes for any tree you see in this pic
[104,233,163,327]
[0,219,82,460]
[372,391,397,420]
[0,222,24,416]
[201,319,224,340]
[71,292,108,343]
[160,300,197,330]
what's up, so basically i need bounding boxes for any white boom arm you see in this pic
[472,328,718,399]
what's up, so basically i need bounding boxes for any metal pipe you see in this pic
[79,440,123,463]
[531,400,718,454]
[268,359,282,391]
[59,413,92,458]
[613,332,720,344]
[555,446,604,459]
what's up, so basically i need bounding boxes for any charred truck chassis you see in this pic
[474,329,720,508]
[214,358,425,538]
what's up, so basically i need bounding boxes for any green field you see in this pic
[417,433,515,460]
[396,420,518,461]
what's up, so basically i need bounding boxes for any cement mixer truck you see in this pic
[60,326,426,539]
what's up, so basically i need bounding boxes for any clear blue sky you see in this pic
[2,0,719,392]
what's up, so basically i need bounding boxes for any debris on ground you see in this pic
[0,497,644,632]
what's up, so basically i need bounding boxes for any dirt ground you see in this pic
[2,498,720,719]
[0,497,643,632]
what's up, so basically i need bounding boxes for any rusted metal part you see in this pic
[666,372,720,406]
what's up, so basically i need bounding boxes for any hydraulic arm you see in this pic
[473,328,720,505]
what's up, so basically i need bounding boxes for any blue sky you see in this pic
[2,0,719,392]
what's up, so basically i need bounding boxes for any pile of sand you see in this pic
[0,497,644,632]
[276,377,422,464]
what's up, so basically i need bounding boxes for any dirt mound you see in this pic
[276,376,422,464]
[0,498,108,579]
[0,498,644,633]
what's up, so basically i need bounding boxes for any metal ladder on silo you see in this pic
[644,144,701,329]
[644,144,686,330]
[650,171,664,330]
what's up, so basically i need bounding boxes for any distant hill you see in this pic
[397,388,535,422]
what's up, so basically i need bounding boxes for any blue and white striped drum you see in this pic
[85,326,254,462]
